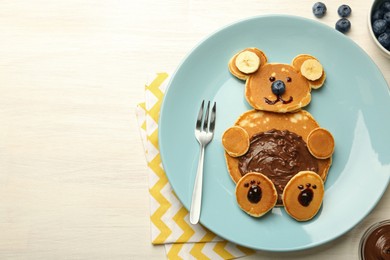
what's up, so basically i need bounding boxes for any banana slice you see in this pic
[300,59,323,81]
[235,50,260,74]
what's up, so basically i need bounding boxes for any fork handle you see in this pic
[190,144,205,225]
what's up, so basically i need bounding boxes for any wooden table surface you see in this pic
[0,0,389,259]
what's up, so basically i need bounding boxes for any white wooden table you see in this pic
[0,0,388,259]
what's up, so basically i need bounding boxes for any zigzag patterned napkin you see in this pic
[136,72,255,259]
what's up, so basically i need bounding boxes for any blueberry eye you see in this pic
[286,77,292,82]
[269,76,275,82]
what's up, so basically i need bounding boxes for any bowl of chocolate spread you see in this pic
[359,219,390,260]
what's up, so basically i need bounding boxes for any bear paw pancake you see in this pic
[222,126,250,157]
[235,172,277,217]
[307,128,335,159]
[282,171,324,221]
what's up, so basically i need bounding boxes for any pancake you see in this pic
[224,110,332,206]
[228,49,326,113]
[228,48,267,80]
[282,171,325,221]
[292,54,326,89]
[307,127,335,159]
[222,126,250,157]
[235,172,277,217]
[245,63,312,113]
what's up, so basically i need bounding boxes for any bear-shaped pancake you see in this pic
[223,48,334,221]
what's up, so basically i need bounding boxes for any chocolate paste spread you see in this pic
[238,129,318,203]
[362,222,390,260]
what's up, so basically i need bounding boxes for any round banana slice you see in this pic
[300,59,323,81]
[307,128,335,159]
[282,171,324,221]
[222,126,249,157]
[235,172,277,217]
[235,50,260,74]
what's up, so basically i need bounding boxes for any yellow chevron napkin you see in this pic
[136,72,255,259]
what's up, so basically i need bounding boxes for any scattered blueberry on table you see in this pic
[338,4,352,18]
[312,2,352,34]
[335,18,351,33]
[371,1,390,50]
[312,2,327,18]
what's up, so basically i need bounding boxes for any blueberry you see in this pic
[312,2,327,18]
[381,1,390,12]
[378,32,390,47]
[338,4,352,17]
[372,19,388,35]
[271,80,286,96]
[372,9,384,21]
[335,18,351,33]
[384,12,390,24]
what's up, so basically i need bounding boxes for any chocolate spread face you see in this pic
[362,222,390,260]
[238,129,319,204]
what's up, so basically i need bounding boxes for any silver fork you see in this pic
[190,100,216,225]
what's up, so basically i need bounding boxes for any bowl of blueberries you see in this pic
[369,0,390,57]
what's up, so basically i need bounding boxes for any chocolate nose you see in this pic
[271,80,286,96]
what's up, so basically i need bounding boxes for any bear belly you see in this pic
[238,129,319,205]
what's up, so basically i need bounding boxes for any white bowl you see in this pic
[368,0,390,58]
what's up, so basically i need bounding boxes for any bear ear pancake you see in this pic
[228,48,268,80]
[292,54,326,89]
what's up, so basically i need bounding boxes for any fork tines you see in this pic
[196,100,216,133]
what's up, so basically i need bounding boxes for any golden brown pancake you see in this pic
[228,48,267,80]
[224,110,332,206]
[245,63,312,112]
[307,128,335,159]
[292,54,326,89]
[282,171,325,221]
[235,172,277,217]
[222,126,250,157]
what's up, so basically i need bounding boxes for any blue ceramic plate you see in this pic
[159,15,390,251]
